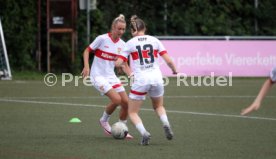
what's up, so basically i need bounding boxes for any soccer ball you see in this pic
[111,122,128,139]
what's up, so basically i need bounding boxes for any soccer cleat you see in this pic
[141,131,151,145]
[126,133,134,139]
[99,120,112,135]
[163,125,173,140]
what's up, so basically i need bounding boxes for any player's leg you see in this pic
[90,76,119,135]
[128,98,150,145]
[150,85,173,140]
[111,77,134,139]
[129,84,151,145]
[99,88,121,135]
[151,96,173,140]
[128,99,143,129]
[105,89,122,114]
[110,78,129,121]
[117,90,134,139]
[117,91,128,121]
[91,75,121,118]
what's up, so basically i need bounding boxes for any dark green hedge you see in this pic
[0,0,37,71]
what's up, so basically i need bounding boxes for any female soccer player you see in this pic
[81,14,133,139]
[241,66,276,115]
[115,15,178,145]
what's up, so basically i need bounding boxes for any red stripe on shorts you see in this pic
[130,90,147,95]
[112,84,122,89]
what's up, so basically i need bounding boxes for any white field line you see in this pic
[1,95,276,99]
[1,98,276,121]
[165,95,276,98]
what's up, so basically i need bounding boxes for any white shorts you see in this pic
[90,75,125,95]
[270,66,276,83]
[129,82,164,100]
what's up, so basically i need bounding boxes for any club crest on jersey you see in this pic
[99,85,105,92]
[117,48,122,54]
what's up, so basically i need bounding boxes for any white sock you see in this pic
[119,119,127,124]
[100,111,110,122]
[135,122,147,135]
[160,114,170,126]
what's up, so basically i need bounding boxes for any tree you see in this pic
[0,0,37,71]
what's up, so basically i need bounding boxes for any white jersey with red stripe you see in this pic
[88,33,125,77]
[119,35,167,84]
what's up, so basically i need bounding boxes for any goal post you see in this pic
[0,17,12,80]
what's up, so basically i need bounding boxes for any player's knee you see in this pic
[153,106,159,111]
[153,105,163,110]
[121,98,128,107]
[112,96,122,105]
[128,110,136,116]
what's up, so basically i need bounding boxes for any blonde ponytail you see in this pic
[111,14,126,28]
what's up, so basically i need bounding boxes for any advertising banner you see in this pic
[160,40,276,77]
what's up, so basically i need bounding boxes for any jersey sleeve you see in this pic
[88,35,103,51]
[270,66,276,83]
[156,39,167,56]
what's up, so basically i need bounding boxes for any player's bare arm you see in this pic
[241,79,274,115]
[162,53,178,74]
[121,62,132,77]
[81,48,91,77]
